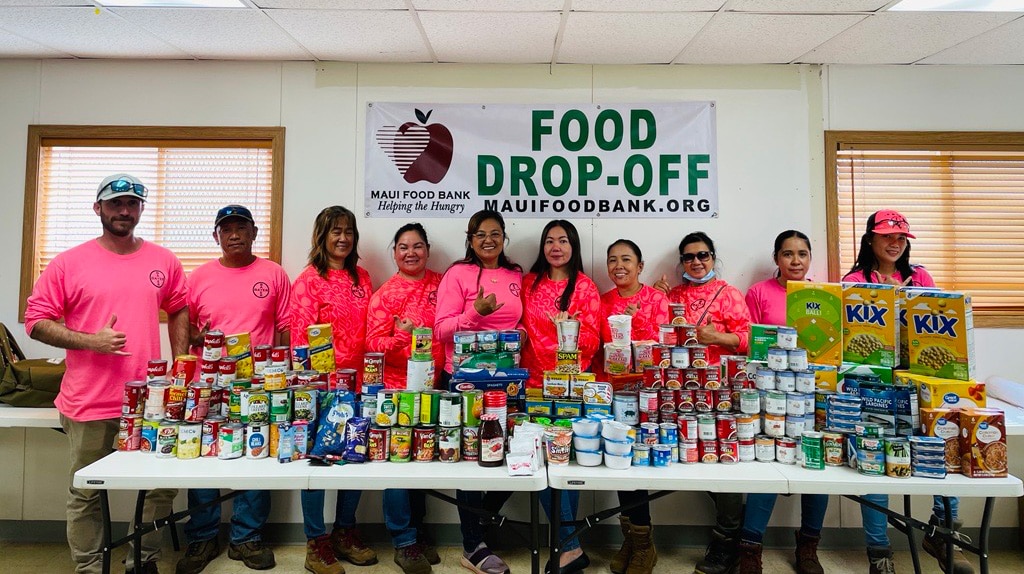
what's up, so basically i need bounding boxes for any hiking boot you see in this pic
[461,543,510,574]
[610,516,633,574]
[794,530,824,574]
[305,535,344,574]
[126,561,160,574]
[868,546,896,574]
[417,532,441,565]
[694,529,737,574]
[736,541,762,574]
[175,539,220,574]
[922,515,975,574]
[228,539,276,570]
[625,524,657,574]
[330,527,378,566]
[395,544,432,574]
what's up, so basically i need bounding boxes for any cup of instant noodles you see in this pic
[607,315,633,345]
[556,319,580,352]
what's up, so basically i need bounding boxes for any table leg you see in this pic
[133,490,146,572]
[979,497,993,574]
[169,514,181,552]
[549,488,561,574]
[100,490,112,574]
[904,495,921,574]
[530,491,540,574]
[943,496,954,574]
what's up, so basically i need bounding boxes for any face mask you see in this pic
[683,269,716,285]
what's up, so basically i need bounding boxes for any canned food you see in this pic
[688,345,709,368]
[147,360,169,382]
[739,390,760,414]
[453,331,477,355]
[677,389,695,413]
[699,439,719,463]
[714,388,732,412]
[716,414,736,440]
[363,353,385,385]
[658,324,678,346]
[177,422,202,459]
[735,414,757,439]
[462,390,483,427]
[218,423,244,459]
[755,368,776,390]
[719,439,739,464]
[658,422,678,444]
[697,414,716,440]
[140,418,159,452]
[786,392,807,416]
[857,449,886,475]
[678,439,697,463]
[755,434,775,462]
[334,368,358,391]
[118,415,141,451]
[786,415,808,439]
[776,437,797,464]
[218,358,238,385]
[776,326,798,350]
[398,390,420,427]
[438,426,461,462]
[765,390,787,415]
[498,330,521,353]
[242,390,270,424]
[802,431,824,470]
[767,347,789,371]
[439,392,462,427]
[201,417,224,457]
[632,443,651,466]
[738,438,756,462]
[684,368,704,390]
[462,426,480,461]
[639,388,659,414]
[775,371,796,392]
[653,345,673,368]
[678,414,698,441]
[670,347,690,369]
[293,387,317,422]
[795,371,816,394]
[413,426,436,462]
[694,389,713,412]
[292,345,311,370]
[613,392,639,425]
[662,367,682,389]
[652,444,673,467]
[367,427,390,462]
[658,390,677,417]
[477,331,499,353]
[157,421,178,458]
[885,437,911,479]
[263,364,287,391]
[788,348,808,372]
[823,432,845,465]
[184,383,212,422]
[764,414,786,437]
[376,390,398,427]
[122,381,147,417]
[640,422,660,445]
[420,390,441,425]
[144,380,170,420]
[390,426,413,462]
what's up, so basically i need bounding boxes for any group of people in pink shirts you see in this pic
[26,171,967,574]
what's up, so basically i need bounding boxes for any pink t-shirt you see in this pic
[24,239,187,422]
[434,263,524,375]
[187,258,291,363]
[843,266,936,288]
[520,272,602,389]
[290,265,373,372]
[745,278,789,326]
[365,270,444,389]
[667,279,751,365]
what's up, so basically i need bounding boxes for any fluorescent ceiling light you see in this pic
[95,0,246,7]
[889,0,1024,11]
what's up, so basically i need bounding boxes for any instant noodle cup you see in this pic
[607,315,633,345]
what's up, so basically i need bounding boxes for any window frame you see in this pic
[20,125,286,320]
[824,130,1024,328]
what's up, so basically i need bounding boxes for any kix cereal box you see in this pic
[895,287,941,368]
[959,409,1008,478]
[905,291,975,381]
[307,324,336,373]
[918,377,986,409]
[842,283,898,367]
[787,283,843,366]
[225,332,253,379]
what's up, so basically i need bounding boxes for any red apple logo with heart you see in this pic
[376,109,454,184]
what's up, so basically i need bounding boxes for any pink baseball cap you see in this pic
[870,209,915,239]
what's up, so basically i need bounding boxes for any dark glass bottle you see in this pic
[478,413,504,467]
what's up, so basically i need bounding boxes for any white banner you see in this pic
[364,102,718,219]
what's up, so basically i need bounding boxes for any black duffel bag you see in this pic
[0,322,64,407]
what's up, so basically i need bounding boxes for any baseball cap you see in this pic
[96,174,148,202]
[215,205,255,227]
[870,209,916,239]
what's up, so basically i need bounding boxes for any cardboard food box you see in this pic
[920,408,961,472]
[905,291,976,381]
[837,363,894,393]
[306,324,335,374]
[604,343,632,375]
[807,363,838,391]
[896,287,940,368]
[787,282,843,366]
[842,283,898,367]
[749,324,781,361]
[632,341,658,372]
[959,409,1008,478]
[918,378,986,409]
[225,332,254,379]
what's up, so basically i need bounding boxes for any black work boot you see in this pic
[694,529,738,574]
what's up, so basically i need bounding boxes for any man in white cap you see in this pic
[25,173,191,574]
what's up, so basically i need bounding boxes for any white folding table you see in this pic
[0,403,61,428]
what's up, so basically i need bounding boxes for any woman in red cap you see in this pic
[842,209,935,287]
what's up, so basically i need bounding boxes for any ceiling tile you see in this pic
[677,13,865,64]
[798,12,1018,64]
[0,7,192,58]
[919,16,1024,64]
[413,0,562,11]
[268,9,431,61]
[113,8,310,60]
[419,11,559,63]
[0,26,70,56]
[727,0,888,13]
[254,0,404,9]
[571,0,725,11]
[560,11,711,64]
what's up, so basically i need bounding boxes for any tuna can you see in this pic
[263,364,287,391]
[144,380,170,420]
[368,427,390,462]
[719,439,739,464]
[765,390,787,415]
[678,414,698,441]
[697,414,716,440]
[413,426,436,462]
[764,414,786,438]
[694,389,713,413]
[438,426,461,463]
[716,414,737,440]
[157,421,179,458]
[118,415,142,451]
[453,331,477,355]
[652,444,673,467]
[714,389,732,412]
[755,368,776,391]
[795,371,816,394]
[439,392,462,427]
[735,414,757,439]
[632,443,651,466]
[389,426,413,462]
[767,347,789,371]
[122,381,147,417]
[419,390,441,425]
[147,360,169,383]
[640,422,660,445]
[738,438,756,462]
[201,417,224,457]
[688,345,709,368]
[462,390,483,427]
[698,439,719,463]
[739,390,760,414]
[245,424,267,459]
[613,392,639,425]
[755,435,775,462]
[680,439,699,463]
[786,392,807,416]
[177,422,202,459]
[823,432,845,466]
[140,418,159,453]
[788,348,808,372]
[670,347,690,369]
[477,331,499,353]
[776,326,798,350]
[184,383,212,422]
[461,426,480,461]
[376,390,398,427]
[677,389,695,413]
[658,324,677,346]
[776,437,797,464]
[218,358,238,385]
[775,371,796,392]
[397,390,420,427]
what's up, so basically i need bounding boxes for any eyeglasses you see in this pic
[680,251,713,263]
[472,231,504,242]
[99,178,148,199]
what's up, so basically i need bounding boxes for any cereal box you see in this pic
[920,408,961,472]
[225,332,253,380]
[842,283,898,367]
[307,324,336,373]
[959,409,1007,478]
[786,283,844,366]
[896,287,941,368]
[918,378,986,409]
[748,324,780,361]
[807,363,838,391]
[905,291,975,381]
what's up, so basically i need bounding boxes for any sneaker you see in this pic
[794,530,824,574]
[395,544,432,574]
[868,546,897,574]
[306,535,344,574]
[175,539,220,574]
[461,543,510,574]
[126,561,160,574]
[922,515,975,574]
[330,527,378,566]
[694,530,738,574]
[228,540,276,570]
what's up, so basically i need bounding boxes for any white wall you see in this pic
[1,60,1020,535]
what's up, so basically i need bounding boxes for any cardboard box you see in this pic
[896,287,941,368]
[842,283,898,367]
[920,408,961,472]
[306,324,335,373]
[787,282,843,366]
[959,409,1008,478]
[905,291,976,381]
[807,363,838,391]
[837,363,894,393]
[632,341,658,372]
[225,332,254,379]
[749,324,781,361]
[918,378,986,409]
[604,343,632,375]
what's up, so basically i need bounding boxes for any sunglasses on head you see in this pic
[681,251,713,263]
[882,218,909,230]
[100,178,148,199]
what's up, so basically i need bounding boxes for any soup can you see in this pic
[739,390,760,414]
[788,348,809,372]
[738,438,756,462]
[716,414,737,440]
[694,389,713,413]
[144,380,170,420]
[719,439,739,464]
[677,389,695,413]
[147,360,169,383]
[680,439,699,463]
[735,414,757,439]
[764,414,786,437]
[684,368,704,390]
[688,345,709,368]
[795,371,816,394]
[642,368,662,390]
[658,324,678,346]
[122,381,147,417]
[678,414,698,441]
[698,439,719,463]
[658,390,677,417]
[714,389,732,412]
[786,392,807,417]
[776,437,797,464]
[663,367,682,389]
[670,347,690,369]
[219,358,240,386]
[140,418,159,453]
[218,422,244,460]
[755,368,776,390]
[776,326,798,350]
[775,371,796,392]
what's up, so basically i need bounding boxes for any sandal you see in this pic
[461,543,511,574]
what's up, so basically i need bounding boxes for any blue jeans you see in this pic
[862,494,960,548]
[301,489,363,540]
[383,489,427,549]
[185,489,269,545]
[740,494,828,544]
[458,489,580,553]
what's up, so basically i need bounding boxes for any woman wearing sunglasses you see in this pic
[654,231,750,574]
[737,230,827,574]
[844,211,970,574]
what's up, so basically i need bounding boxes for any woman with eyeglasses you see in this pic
[601,239,668,574]
[290,206,376,574]
[843,211,970,574]
[654,231,750,574]
[737,230,827,574]
[434,210,523,574]
[365,222,444,573]
[518,219,600,574]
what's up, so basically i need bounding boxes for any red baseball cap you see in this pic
[870,209,915,239]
